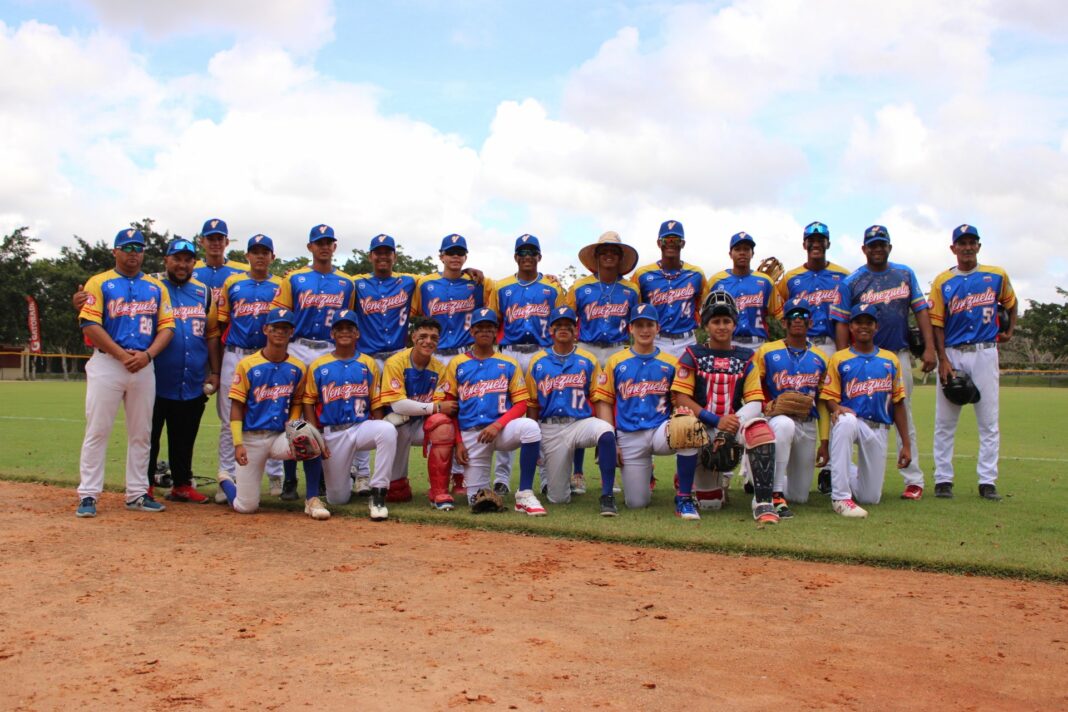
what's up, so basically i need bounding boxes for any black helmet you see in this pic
[942,372,981,406]
[701,290,738,325]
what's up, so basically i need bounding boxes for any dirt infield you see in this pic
[1,481,1065,711]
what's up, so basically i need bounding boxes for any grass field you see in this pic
[2,381,1066,581]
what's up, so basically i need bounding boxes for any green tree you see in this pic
[1003,288,1068,367]
[0,227,38,345]
[342,244,435,276]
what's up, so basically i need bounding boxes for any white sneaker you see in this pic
[268,475,283,497]
[353,475,371,497]
[369,488,389,521]
[570,472,587,495]
[832,498,868,518]
[514,489,547,517]
[304,496,330,521]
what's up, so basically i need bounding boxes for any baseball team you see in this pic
[72,217,1016,526]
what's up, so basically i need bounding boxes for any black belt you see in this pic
[325,422,356,433]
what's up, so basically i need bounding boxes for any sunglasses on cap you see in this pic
[119,244,145,253]
[804,224,829,236]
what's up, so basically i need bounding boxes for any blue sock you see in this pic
[283,459,297,485]
[676,454,697,495]
[597,432,616,495]
[519,442,539,491]
[573,448,585,475]
[302,457,323,499]
[220,478,237,505]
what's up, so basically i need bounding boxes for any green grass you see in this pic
[2,382,1066,581]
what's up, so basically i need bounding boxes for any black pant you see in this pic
[148,395,207,487]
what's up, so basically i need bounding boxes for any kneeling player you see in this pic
[820,304,912,518]
[434,308,545,515]
[670,291,780,524]
[220,308,328,520]
[302,310,397,521]
[527,306,618,515]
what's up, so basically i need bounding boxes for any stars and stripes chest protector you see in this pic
[682,345,752,417]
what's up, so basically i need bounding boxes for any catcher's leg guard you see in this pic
[742,419,776,503]
[386,477,413,502]
[693,469,726,510]
[423,414,455,505]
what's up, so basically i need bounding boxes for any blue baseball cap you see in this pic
[549,306,577,325]
[849,303,879,322]
[783,297,812,319]
[247,234,274,252]
[629,303,659,324]
[863,225,890,245]
[730,231,756,249]
[952,224,980,242]
[804,221,830,239]
[331,309,359,328]
[265,307,296,326]
[440,234,468,253]
[469,307,498,327]
[166,238,196,256]
[201,218,228,237]
[309,224,336,243]
[369,234,396,251]
[114,228,145,247]
[658,220,684,240]
[514,234,541,253]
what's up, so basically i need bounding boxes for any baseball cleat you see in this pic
[353,475,372,498]
[978,484,1002,501]
[304,496,331,520]
[167,484,209,504]
[772,493,794,519]
[817,468,832,496]
[570,472,587,495]
[901,484,924,500]
[268,476,284,497]
[386,477,413,503]
[934,482,954,499]
[431,498,455,511]
[76,497,97,518]
[493,481,511,497]
[450,474,466,496]
[369,488,389,521]
[674,495,700,521]
[125,493,166,513]
[753,502,780,525]
[280,478,300,501]
[598,493,618,517]
[514,489,547,517]
[831,498,868,518]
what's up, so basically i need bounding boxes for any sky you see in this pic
[1,0,1066,305]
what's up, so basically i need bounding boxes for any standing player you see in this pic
[568,231,641,365]
[75,228,174,518]
[830,225,935,500]
[775,222,850,360]
[434,308,545,515]
[218,308,329,520]
[527,306,618,514]
[215,234,284,496]
[302,310,397,520]
[929,224,1016,501]
[633,220,707,357]
[820,304,912,518]
[708,232,780,350]
[193,218,251,307]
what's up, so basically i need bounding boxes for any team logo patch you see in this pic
[232,372,242,384]
[85,294,97,306]
[390,378,401,390]
[319,225,329,234]
[597,373,608,385]
[771,354,780,362]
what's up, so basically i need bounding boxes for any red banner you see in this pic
[25,295,42,353]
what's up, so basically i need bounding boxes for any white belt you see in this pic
[950,342,996,353]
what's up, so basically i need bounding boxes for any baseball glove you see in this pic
[756,256,784,283]
[469,487,505,513]
[699,431,743,472]
[285,419,326,460]
[666,409,710,450]
[908,325,925,359]
[765,391,814,418]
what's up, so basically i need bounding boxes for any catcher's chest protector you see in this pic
[685,346,750,417]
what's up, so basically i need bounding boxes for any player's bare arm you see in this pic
[230,399,248,466]
[915,309,937,372]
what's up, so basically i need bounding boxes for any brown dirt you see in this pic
[1,480,1065,712]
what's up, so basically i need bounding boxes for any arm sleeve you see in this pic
[391,399,435,416]
[494,400,527,429]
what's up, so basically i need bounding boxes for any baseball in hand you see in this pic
[203,383,216,395]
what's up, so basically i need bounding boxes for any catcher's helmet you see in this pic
[701,290,738,325]
[942,372,981,406]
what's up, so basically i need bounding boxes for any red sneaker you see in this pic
[167,484,209,504]
[901,484,924,500]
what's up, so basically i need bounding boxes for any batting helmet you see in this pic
[701,290,738,326]
[942,372,981,406]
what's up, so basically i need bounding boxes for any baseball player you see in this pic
[592,304,686,513]
[633,220,708,358]
[214,234,285,497]
[302,310,397,520]
[378,318,459,510]
[271,224,355,499]
[742,298,830,517]
[830,225,935,500]
[820,304,912,518]
[193,218,251,308]
[349,233,420,493]
[75,228,175,518]
[527,306,618,514]
[775,222,850,360]
[433,308,545,515]
[708,231,781,350]
[218,307,328,520]
[929,224,1016,501]
[567,231,641,365]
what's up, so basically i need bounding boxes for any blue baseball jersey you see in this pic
[217,273,281,349]
[829,263,928,352]
[155,277,213,401]
[670,344,753,417]
[304,353,382,426]
[775,263,850,338]
[489,274,562,347]
[378,347,446,411]
[193,259,250,306]
[633,262,707,335]
[592,348,678,432]
[412,273,493,351]
[823,348,905,425]
[229,353,307,432]
[526,347,600,419]
[79,269,174,350]
[272,267,355,342]
[743,340,828,419]
[565,276,641,345]
[707,269,780,340]
[928,265,1016,347]
[434,352,528,431]
[352,273,419,354]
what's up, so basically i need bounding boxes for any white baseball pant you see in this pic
[460,418,541,494]
[765,415,818,503]
[493,346,541,488]
[323,421,398,505]
[352,349,403,478]
[217,346,283,478]
[392,417,426,482]
[231,430,294,514]
[893,349,924,487]
[934,344,1000,486]
[288,339,332,368]
[617,422,674,509]
[829,413,889,504]
[540,418,614,504]
[77,351,156,500]
[653,333,696,359]
[577,342,625,367]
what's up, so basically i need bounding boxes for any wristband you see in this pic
[698,409,719,427]
[144,350,153,362]
[230,420,244,446]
